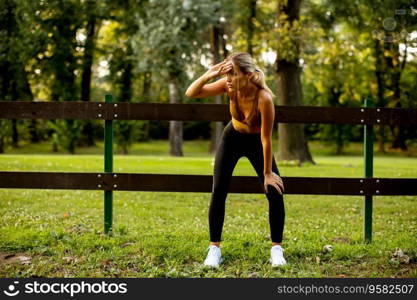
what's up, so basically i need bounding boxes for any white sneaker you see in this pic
[203,245,222,268]
[270,245,287,267]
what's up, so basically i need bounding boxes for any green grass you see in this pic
[0,140,416,278]
[3,139,417,157]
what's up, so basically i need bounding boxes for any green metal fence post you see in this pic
[364,98,374,243]
[104,94,113,234]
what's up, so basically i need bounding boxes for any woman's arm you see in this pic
[259,91,284,194]
[185,76,227,99]
[259,91,275,175]
[185,60,232,98]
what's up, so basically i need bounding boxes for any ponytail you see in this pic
[251,68,275,98]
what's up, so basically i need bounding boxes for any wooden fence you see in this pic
[1,95,416,242]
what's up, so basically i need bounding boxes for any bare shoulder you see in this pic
[258,89,274,109]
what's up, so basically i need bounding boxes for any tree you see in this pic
[18,0,84,153]
[274,0,315,165]
[79,0,102,147]
[301,1,373,154]
[106,0,147,154]
[133,0,219,156]
[208,8,225,154]
[323,0,417,151]
[0,0,34,151]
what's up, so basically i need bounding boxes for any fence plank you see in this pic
[0,101,106,120]
[1,101,417,125]
[0,172,100,190]
[1,172,416,195]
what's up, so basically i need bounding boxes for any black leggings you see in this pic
[209,121,285,243]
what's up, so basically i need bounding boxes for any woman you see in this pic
[185,52,286,268]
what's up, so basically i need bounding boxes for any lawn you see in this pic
[0,140,416,278]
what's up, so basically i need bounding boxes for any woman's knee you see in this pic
[211,185,228,200]
[265,185,283,196]
[265,187,284,203]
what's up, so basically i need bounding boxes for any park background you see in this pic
[0,0,416,277]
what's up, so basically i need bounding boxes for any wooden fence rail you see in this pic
[1,172,416,196]
[1,101,417,125]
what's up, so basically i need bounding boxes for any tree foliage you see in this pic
[0,0,416,154]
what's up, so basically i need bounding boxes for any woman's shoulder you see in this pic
[256,89,275,116]
[258,88,273,102]
[257,89,274,110]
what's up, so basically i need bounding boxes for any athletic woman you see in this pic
[185,52,286,267]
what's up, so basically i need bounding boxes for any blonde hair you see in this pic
[227,52,275,98]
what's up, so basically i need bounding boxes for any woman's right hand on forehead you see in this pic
[205,60,233,79]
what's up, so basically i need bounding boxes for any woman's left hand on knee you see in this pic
[264,172,284,195]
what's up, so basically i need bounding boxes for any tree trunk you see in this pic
[29,120,39,143]
[22,67,37,143]
[246,0,257,56]
[209,25,224,154]
[11,119,18,147]
[219,18,229,58]
[276,0,314,166]
[2,1,33,149]
[384,41,407,151]
[11,81,18,148]
[116,44,134,154]
[142,72,152,101]
[50,88,59,152]
[374,39,387,153]
[390,124,408,151]
[11,62,33,147]
[50,8,78,153]
[142,72,152,140]
[168,76,183,156]
[81,7,95,102]
[120,59,133,102]
[0,135,4,153]
[80,1,98,147]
